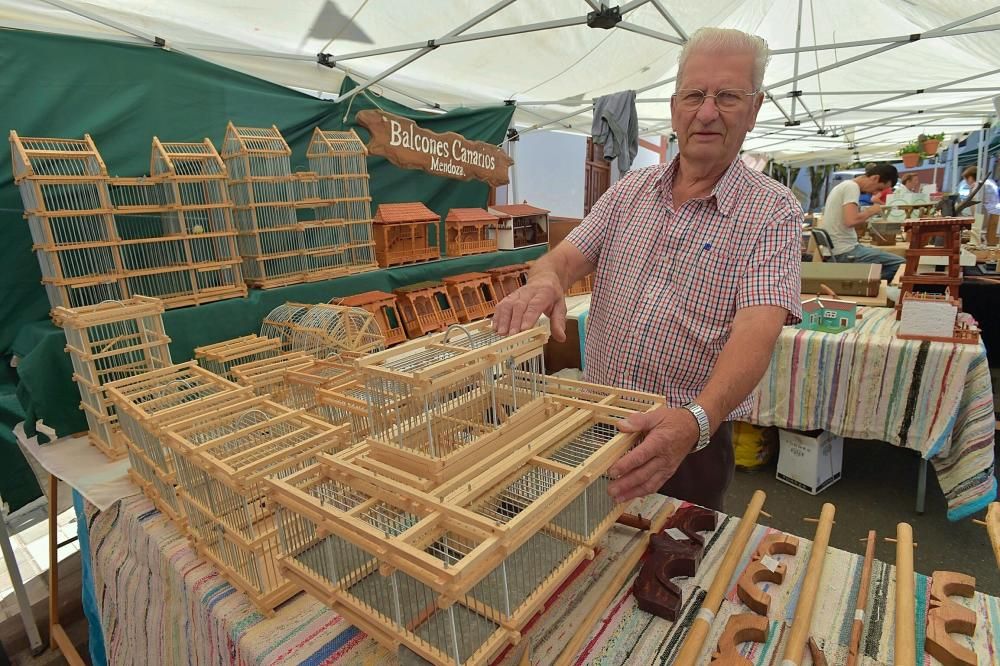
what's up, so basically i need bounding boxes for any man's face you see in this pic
[861,175,886,194]
[965,176,976,188]
[671,49,763,169]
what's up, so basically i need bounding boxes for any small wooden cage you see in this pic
[393,282,458,338]
[330,290,406,347]
[442,273,497,323]
[444,208,498,257]
[194,334,283,380]
[260,302,385,358]
[53,296,173,459]
[316,379,374,443]
[231,352,315,404]
[372,203,442,267]
[355,321,549,483]
[283,359,356,415]
[162,395,352,614]
[104,362,252,523]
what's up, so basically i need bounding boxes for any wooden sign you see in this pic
[356,109,512,187]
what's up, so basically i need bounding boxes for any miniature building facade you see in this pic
[486,263,529,300]
[393,282,458,338]
[443,273,497,323]
[799,297,857,333]
[372,202,442,267]
[54,296,174,459]
[444,208,498,256]
[331,290,407,346]
[897,217,973,317]
[489,203,550,250]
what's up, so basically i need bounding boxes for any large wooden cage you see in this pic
[53,296,174,459]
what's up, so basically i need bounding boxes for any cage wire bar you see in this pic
[161,396,351,614]
[52,296,174,459]
[105,362,253,524]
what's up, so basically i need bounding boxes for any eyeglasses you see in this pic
[672,88,758,111]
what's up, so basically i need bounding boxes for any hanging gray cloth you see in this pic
[592,90,638,176]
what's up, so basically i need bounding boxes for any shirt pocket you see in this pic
[672,237,739,323]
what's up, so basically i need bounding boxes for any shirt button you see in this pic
[646,289,655,300]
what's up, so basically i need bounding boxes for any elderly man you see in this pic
[493,27,802,511]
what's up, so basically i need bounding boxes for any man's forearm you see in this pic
[527,243,595,292]
[693,306,787,432]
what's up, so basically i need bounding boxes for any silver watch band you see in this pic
[682,402,711,452]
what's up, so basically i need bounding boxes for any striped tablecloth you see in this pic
[749,307,997,520]
[84,493,1000,665]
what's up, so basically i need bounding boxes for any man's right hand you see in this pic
[492,272,568,342]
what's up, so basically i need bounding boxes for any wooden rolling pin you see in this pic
[781,503,836,665]
[846,530,877,666]
[672,490,767,666]
[894,523,916,666]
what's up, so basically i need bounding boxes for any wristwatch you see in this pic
[682,402,711,453]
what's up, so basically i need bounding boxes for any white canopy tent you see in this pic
[2,0,999,165]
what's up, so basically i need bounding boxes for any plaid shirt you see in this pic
[566,156,802,420]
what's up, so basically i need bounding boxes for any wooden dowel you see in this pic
[782,503,836,665]
[554,499,677,666]
[986,502,1000,570]
[672,489,767,666]
[847,530,877,666]
[894,522,916,666]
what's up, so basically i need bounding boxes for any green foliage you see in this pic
[898,140,922,156]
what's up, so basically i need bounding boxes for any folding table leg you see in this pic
[0,498,44,655]
[916,457,928,515]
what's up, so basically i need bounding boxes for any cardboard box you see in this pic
[776,429,843,495]
[800,262,881,297]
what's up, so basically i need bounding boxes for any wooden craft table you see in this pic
[71,489,1000,664]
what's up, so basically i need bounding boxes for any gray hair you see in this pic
[677,28,770,91]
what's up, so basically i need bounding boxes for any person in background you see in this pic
[820,163,904,280]
[963,166,1000,216]
[493,27,802,511]
[898,172,922,194]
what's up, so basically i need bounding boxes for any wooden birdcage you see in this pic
[331,290,407,347]
[372,203,442,267]
[10,131,128,310]
[231,352,315,404]
[316,379,373,443]
[267,392,645,665]
[193,334,283,380]
[259,302,384,357]
[394,282,458,338]
[485,264,529,300]
[444,208,498,257]
[53,296,173,459]
[442,273,497,323]
[162,395,351,614]
[306,128,378,273]
[283,359,355,415]
[355,321,548,484]
[105,362,252,524]
[488,203,550,250]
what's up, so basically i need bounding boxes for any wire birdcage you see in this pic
[306,128,378,272]
[162,396,351,613]
[53,296,173,459]
[356,321,548,484]
[105,361,253,523]
[283,359,355,414]
[260,302,385,360]
[230,352,314,404]
[316,379,373,443]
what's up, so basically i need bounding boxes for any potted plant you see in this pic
[898,140,922,168]
[919,132,944,155]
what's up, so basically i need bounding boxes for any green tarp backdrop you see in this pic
[0,28,517,510]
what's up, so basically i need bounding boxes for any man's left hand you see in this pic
[607,406,700,503]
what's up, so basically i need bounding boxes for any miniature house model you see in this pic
[489,203,550,249]
[372,202,442,267]
[897,291,979,344]
[442,272,498,323]
[799,297,857,333]
[331,290,407,347]
[444,208,498,256]
[393,281,457,338]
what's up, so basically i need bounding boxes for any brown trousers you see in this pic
[657,421,734,511]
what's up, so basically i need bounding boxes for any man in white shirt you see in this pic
[963,166,1000,244]
[820,163,903,280]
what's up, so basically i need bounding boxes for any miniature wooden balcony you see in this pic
[393,281,459,338]
[331,290,407,347]
[372,202,442,267]
[266,393,647,665]
[444,208,499,257]
[161,395,351,614]
[53,296,174,460]
[485,263,529,300]
[567,273,594,296]
[104,362,253,524]
[194,334,283,380]
[442,272,497,323]
[489,203,550,250]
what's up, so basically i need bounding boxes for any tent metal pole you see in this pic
[617,22,684,46]
[40,0,159,43]
[768,20,1000,55]
[785,87,1000,97]
[508,137,519,205]
[335,0,518,103]
[650,0,689,41]
[789,0,804,123]
[520,106,595,135]
[951,140,961,191]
